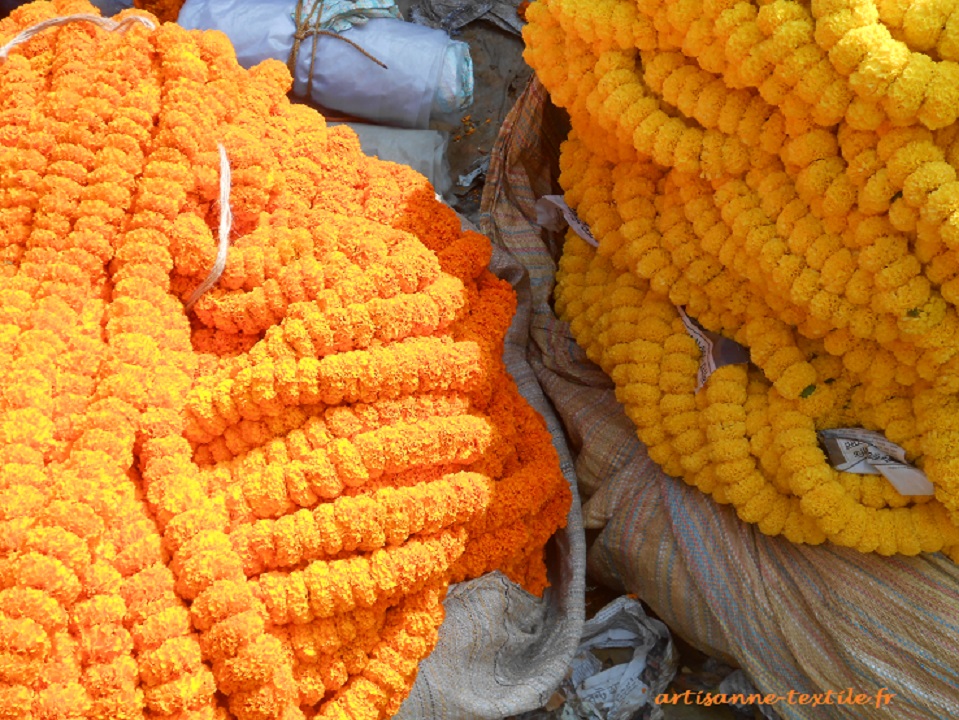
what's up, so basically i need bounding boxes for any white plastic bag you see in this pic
[177,0,473,128]
[329,122,453,196]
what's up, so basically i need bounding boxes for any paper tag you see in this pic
[676,307,750,391]
[818,428,934,496]
[535,194,598,247]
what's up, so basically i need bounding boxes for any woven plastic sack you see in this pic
[487,78,959,720]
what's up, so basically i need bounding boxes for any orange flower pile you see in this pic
[0,2,571,719]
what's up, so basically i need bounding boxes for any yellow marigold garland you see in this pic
[0,2,571,719]
[556,228,959,554]
[524,0,959,560]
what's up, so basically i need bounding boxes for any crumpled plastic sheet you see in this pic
[515,597,678,720]
[295,0,401,33]
[410,0,524,35]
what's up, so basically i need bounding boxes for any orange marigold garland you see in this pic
[0,3,571,719]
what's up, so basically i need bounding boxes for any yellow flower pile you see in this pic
[523,0,959,558]
[0,2,570,719]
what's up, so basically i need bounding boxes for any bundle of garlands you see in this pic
[523,0,959,558]
[0,1,571,718]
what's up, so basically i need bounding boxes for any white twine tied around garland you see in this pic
[0,14,233,312]
[185,144,233,312]
[0,12,233,313]
[0,13,156,59]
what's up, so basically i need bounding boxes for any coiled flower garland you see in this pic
[524,0,959,558]
[0,2,571,719]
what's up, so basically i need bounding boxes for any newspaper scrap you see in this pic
[817,428,934,496]
[457,155,490,189]
[515,596,677,720]
[535,195,598,247]
[676,307,750,391]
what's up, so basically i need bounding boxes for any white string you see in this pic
[0,14,156,60]
[0,14,230,312]
[185,144,233,312]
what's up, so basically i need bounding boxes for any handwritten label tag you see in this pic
[817,428,934,496]
[676,307,750,390]
[535,194,599,247]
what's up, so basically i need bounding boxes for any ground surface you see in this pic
[395,0,532,223]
